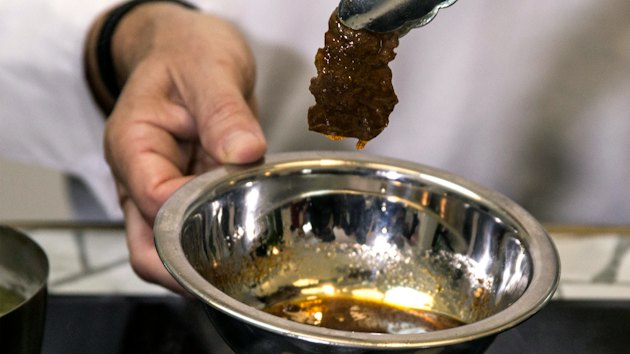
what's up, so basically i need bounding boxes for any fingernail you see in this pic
[221,131,266,163]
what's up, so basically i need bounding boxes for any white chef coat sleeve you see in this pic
[0,0,207,219]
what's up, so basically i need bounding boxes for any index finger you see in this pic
[105,98,196,220]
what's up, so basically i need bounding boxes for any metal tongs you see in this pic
[338,0,458,34]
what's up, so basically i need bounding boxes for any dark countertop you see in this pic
[42,295,630,354]
[10,223,628,353]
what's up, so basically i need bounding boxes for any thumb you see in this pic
[198,85,267,164]
[174,26,267,164]
[164,13,266,164]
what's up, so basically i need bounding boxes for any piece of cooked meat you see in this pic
[308,10,400,149]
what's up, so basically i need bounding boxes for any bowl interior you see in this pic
[178,159,535,334]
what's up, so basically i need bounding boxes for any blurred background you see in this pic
[0,158,72,221]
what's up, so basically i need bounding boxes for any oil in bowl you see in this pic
[0,285,25,316]
[264,293,465,334]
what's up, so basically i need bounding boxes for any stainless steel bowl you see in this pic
[155,151,559,353]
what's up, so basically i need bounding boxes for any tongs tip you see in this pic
[338,0,458,34]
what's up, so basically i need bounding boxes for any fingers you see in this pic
[105,95,195,219]
[122,198,188,295]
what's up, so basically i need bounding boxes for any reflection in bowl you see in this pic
[155,152,559,353]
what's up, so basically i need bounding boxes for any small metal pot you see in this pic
[0,225,49,354]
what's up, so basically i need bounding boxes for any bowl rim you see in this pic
[154,151,560,349]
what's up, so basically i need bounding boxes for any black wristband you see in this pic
[96,0,198,99]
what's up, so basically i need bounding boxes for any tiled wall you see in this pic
[17,226,630,299]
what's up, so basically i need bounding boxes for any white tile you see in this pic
[617,237,630,283]
[551,287,563,300]
[560,283,630,300]
[616,245,630,282]
[551,234,619,282]
[27,230,83,284]
[80,230,128,269]
[50,261,171,296]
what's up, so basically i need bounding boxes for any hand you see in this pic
[85,2,267,292]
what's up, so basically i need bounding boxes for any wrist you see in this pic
[84,0,198,113]
[112,2,197,88]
